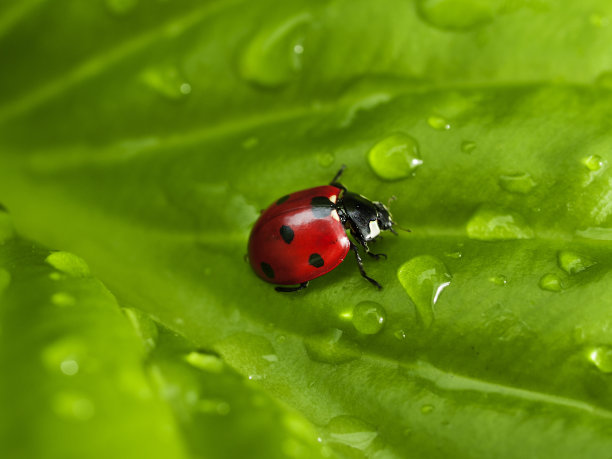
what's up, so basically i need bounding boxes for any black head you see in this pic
[340,191,396,242]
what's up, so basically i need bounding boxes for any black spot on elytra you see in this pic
[280,225,294,244]
[261,262,275,279]
[308,253,324,268]
[311,196,334,219]
[276,195,290,205]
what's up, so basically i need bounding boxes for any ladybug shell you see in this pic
[248,185,350,285]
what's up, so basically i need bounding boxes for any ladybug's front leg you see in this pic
[350,228,387,260]
[349,242,382,290]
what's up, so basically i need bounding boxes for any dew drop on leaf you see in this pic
[488,274,508,286]
[325,415,378,451]
[303,329,361,364]
[427,115,451,130]
[466,205,534,241]
[582,154,605,172]
[498,172,537,194]
[238,12,312,88]
[416,0,495,31]
[461,140,476,153]
[588,346,612,373]
[394,329,407,340]
[140,66,192,101]
[45,251,91,278]
[557,250,596,275]
[367,133,423,181]
[538,273,563,292]
[397,255,451,328]
[352,301,386,335]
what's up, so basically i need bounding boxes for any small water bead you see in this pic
[238,12,312,88]
[42,338,87,375]
[367,133,422,181]
[444,251,462,259]
[325,415,378,451]
[394,329,407,340]
[582,154,605,172]
[461,140,476,153]
[466,205,534,241]
[557,250,596,275]
[397,256,451,328]
[60,360,79,376]
[539,273,563,292]
[498,173,537,194]
[427,115,451,130]
[140,66,192,101]
[105,0,138,15]
[489,275,508,286]
[352,301,386,335]
[303,329,361,364]
[417,0,495,30]
[51,292,76,307]
[588,346,612,373]
[45,251,90,277]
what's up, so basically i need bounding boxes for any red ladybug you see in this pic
[248,166,399,292]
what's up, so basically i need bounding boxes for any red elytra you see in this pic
[248,185,350,286]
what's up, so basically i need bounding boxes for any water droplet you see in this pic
[417,0,495,30]
[588,346,612,373]
[60,359,79,376]
[51,292,76,307]
[427,115,451,130]
[394,329,407,340]
[42,338,87,374]
[352,301,386,335]
[539,273,563,292]
[52,392,95,421]
[303,329,361,364]
[325,415,377,450]
[557,250,596,275]
[216,332,276,376]
[489,275,508,286]
[316,152,335,167]
[582,154,605,172]
[242,136,259,149]
[466,205,534,241]
[367,133,422,181]
[140,66,192,101]
[444,251,462,259]
[397,256,451,328]
[0,268,11,297]
[461,140,476,153]
[590,13,610,28]
[420,404,434,414]
[45,251,90,277]
[105,0,138,15]
[498,173,537,194]
[238,13,312,88]
[123,307,158,351]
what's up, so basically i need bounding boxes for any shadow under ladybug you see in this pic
[247,165,406,292]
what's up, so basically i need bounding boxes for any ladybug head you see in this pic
[340,191,397,242]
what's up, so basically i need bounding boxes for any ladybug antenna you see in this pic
[387,195,397,207]
[330,164,347,184]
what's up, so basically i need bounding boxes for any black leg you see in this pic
[330,164,346,184]
[275,282,309,293]
[349,242,382,290]
[351,231,387,260]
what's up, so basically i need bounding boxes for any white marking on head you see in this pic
[330,195,337,204]
[331,209,340,221]
[367,220,381,240]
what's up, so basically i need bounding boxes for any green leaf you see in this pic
[2,0,612,458]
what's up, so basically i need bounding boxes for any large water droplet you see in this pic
[397,256,451,327]
[52,392,95,421]
[325,415,378,451]
[466,205,534,241]
[427,115,451,130]
[352,301,386,335]
[238,13,311,88]
[45,251,90,277]
[498,173,537,194]
[123,307,158,352]
[303,329,361,364]
[417,0,495,30]
[557,250,596,275]
[105,0,138,15]
[367,133,422,180]
[539,273,563,292]
[140,66,191,101]
[588,346,612,373]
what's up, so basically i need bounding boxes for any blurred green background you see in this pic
[2,0,612,458]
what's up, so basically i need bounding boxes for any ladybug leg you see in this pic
[351,230,388,260]
[349,242,382,290]
[275,282,309,293]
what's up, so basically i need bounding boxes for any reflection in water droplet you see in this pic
[489,275,508,286]
[51,292,76,307]
[303,329,361,364]
[420,404,434,414]
[325,415,378,450]
[588,346,612,373]
[539,273,563,292]
[367,133,422,180]
[52,392,95,421]
[105,0,138,15]
[498,173,537,194]
[582,155,605,172]
[316,152,335,167]
[427,115,451,130]
[141,66,192,101]
[352,301,386,335]
[557,250,596,275]
[45,251,90,277]
[397,256,451,328]
[461,140,476,153]
[238,13,311,88]
[417,0,495,30]
[466,205,534,241]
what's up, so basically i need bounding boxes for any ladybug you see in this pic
[248,166,399,292]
